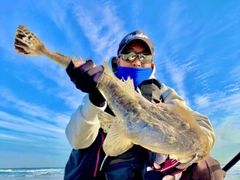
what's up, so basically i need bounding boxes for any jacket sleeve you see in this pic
[65,95,107,149]
[160,83,216,162]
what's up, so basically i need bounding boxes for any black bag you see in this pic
[64,130,106,180]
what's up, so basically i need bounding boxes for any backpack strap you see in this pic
[137,79,164,103]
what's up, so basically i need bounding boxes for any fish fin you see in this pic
[103,122,133,156]
[124,77,135,99]
[98,111,117,133]
[72,56,85,67]
[102,61,115,77]
[102,61,136,99]
[174,103,200,129]
[80,56,85,62]
[174,102,208,156]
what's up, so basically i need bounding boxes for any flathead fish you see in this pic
[14,25,210,163]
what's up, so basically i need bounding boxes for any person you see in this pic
[64,30,225,179]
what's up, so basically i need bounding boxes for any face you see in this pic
[116,43,154,68]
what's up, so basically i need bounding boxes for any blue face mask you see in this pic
[116,66,152,88]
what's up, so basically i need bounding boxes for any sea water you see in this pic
[222,164,240,180]
[0,165,239,179]
[0,167,64,180]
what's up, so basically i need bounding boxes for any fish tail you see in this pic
[14,25,46,56]
[14,25,74,68]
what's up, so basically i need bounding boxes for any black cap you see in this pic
[117,30,154,56]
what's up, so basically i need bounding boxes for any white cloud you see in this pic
[0,133,33,142]
[193,91,240,148]
[5,54,84,111]
[193,70,214,84]
[36,1,82,52]
[164,57,198,103]
[0,110,64,137]
[225,83,239,93]
[194,91,240,115]
[56,90,84,110]
[0,87,70,136]
[194,95,210,109]
[215,117,240,145]
[72,1,126,61]
[229,64,240,80]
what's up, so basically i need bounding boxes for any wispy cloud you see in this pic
[0,133,33,142]
[36,1,85,54]
[194,91,240,114]
[224,82,239,93]
[71,1,126,61]
[0,87,69,136]
[193,90,240,145]
[194,94,210,109]
[6,54,84,110]
[215,117,240,144]
[193,70,214,90]
[154,2,199,102]
[164,58,187,98]
[229,65,240,80]
[1,0,239,168]
[0,109,65,137]
[0,85,72,163]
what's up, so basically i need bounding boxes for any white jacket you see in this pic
[65,57,215,162]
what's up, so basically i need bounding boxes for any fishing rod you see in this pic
[222,152,240,172]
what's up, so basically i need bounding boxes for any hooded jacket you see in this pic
[64,57,216,179]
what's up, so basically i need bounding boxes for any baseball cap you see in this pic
[117,30,154,56]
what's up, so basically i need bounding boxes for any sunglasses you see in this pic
[119,52,153,64]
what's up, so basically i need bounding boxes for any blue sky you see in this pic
[0,0,239,169]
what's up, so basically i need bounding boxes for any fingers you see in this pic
[66,60,76,81]
[72,59,84,67]
[146,166,154,171]
[146,162,161,172]
[66,58,94,77]
[78,60,94,72]
[79,70,103,93]
[176,154,198,169]
[67,59,104,94]
[162,175,175,180]
[153,162,161,169]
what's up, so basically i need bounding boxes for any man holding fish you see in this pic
[63,30,226,180]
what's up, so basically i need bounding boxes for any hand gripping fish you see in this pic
[14,25,210,163]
